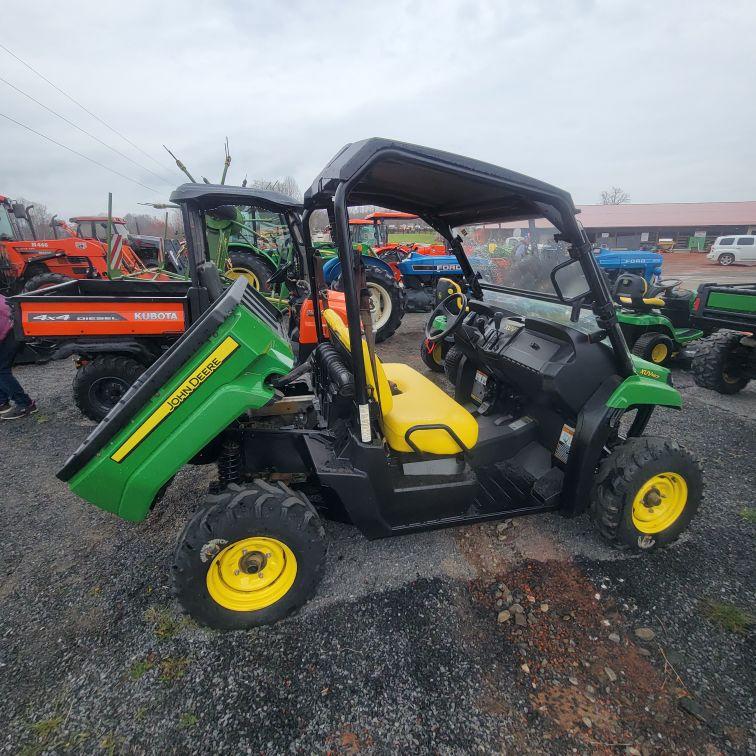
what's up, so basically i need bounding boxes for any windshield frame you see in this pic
[0,205,16,241]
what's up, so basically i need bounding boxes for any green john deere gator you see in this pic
[58,139,703,630]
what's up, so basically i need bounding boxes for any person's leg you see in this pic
[0,334,32,408]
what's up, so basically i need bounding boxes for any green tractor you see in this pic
[58,139,702,630]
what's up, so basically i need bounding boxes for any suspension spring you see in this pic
[217,439,242,488]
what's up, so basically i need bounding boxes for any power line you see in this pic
[0,111,158,192]
[0,41,174,176]
[0,75,173,186]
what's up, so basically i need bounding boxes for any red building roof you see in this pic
[576,201,756,229]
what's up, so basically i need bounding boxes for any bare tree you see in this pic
[249,176,303,201]
[600,187,630,205]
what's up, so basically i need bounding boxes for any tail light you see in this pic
[693,296,700,311]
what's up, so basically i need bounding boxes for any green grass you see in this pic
[739,507,756,525]
[143,605,183,639]
[159,656,189,684]
[388,232,439,244]
[128,658,154,680]
[700,599,754,634]
[179,713,198,729]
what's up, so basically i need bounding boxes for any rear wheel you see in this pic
[691,331,750,394]
[172,480,326,630]
[443,344,464,385]
[227,251,276,293]
[332,266,405,342]
[73,355,145,421]
[22,272,72,292]
[717,253,735,266]
[631,331,675,365]
[590,436,702,551]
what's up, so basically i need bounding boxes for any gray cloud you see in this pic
[2,0,754,218]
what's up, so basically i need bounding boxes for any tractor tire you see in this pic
[631,331,675,366]
[443,344,464,385]
[420,339,445,372]
[691,331,750,394]
[332,266,406,343]
[172,480,326,630]
[365,267,405,343]
[590,436,702,551]
[22,272,72,292]
[73,355,145,421]
[227,251,276,293]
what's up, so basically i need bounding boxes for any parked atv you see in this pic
[690,282,756,394]
[58,139,702,631]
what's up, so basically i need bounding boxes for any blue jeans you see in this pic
[0,332,32,407]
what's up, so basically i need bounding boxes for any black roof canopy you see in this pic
[305,138,581,235]
[170,183,302,214]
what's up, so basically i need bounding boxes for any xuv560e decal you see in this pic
[110,336,239,463]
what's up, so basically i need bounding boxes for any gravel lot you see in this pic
[1,313,754,754]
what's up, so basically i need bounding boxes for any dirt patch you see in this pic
[470,560,717,753]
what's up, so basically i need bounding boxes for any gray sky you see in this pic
[2,0,754,218]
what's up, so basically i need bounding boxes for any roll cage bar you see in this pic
[302,138,634,415]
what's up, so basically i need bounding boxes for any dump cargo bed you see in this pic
[691,282,756,332]
[11,278,192,341]
[57,278,294,521]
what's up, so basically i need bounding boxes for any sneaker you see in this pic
[1,402,37,420]
[0,403,9,413]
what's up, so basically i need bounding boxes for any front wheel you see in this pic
[420,339,445,372]
[717,253,735,266]
[22,272,72,292]
[590,437,702,551]
[631,331,675,365]
[172,481,326,630]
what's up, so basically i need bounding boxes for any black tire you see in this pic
[172,480,326,630]
[691,331,750,394]
[332,266,406,343]
[366,266,405,343]
[22,272,72,292]
[717,253,735,266]
[590,436,702,551]
[631,331,675,366]
[228,250,276,293]
[73,355,145,421]
[420,339,444,372]
[443,344,464,385]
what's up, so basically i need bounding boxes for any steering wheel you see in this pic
[654,278,682,293]
[425,292,469,342]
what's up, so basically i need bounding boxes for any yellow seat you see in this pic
[322,309,478,455]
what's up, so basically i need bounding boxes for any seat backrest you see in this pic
[197,261,224,302]
[323,309,393,414]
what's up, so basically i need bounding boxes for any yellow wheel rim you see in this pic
[432,345,443,366]
[226,267,261,290]
[631,472,687,534]
[206,537,297,612]
[651,343,668,363]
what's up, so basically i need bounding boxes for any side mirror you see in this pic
[12,203,29,220]
[550,257,591,303]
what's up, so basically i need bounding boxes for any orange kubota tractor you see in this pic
[0,195,153,294]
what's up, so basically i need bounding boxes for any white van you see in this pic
[707,235,756,265]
